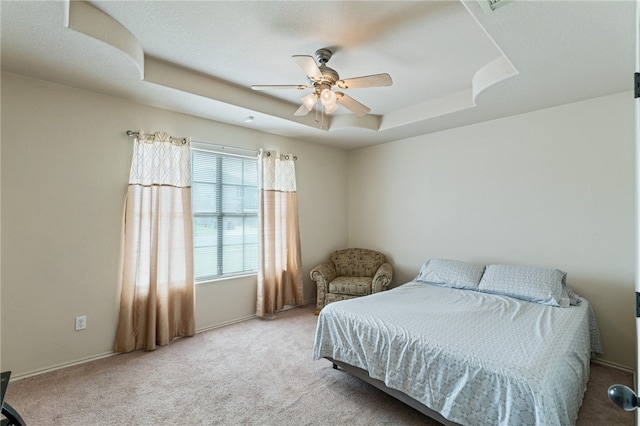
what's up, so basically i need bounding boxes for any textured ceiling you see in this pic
[1,1,635,149]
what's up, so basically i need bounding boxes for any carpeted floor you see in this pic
[3,304,635,425]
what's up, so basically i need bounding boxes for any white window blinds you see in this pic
[191,148,258,281]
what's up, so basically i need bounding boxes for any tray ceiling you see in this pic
[1,1,635,149]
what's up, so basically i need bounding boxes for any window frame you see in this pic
[190,143,259,283]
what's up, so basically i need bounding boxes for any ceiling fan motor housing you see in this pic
[318,66,339,86]
[312,48,339,91]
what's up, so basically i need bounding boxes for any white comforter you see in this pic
[313,281,603,426]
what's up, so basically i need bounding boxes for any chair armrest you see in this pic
[310,261,337,287]
[372,262,393,293]
[311,261,337,314]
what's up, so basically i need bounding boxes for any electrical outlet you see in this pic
[75,315,87,331]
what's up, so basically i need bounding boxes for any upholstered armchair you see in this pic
[310,248,393,314]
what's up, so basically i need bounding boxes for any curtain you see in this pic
[257,150,304,316]
[115,132,195,353]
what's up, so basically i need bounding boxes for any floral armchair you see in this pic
[310,248,393,314]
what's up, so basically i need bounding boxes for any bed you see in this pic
[313,259,603,426]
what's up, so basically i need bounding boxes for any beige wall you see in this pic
[2,71,636,376]
[0,72,349,377]
[348,91,636,368]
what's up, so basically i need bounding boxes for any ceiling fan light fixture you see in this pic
[320,88,337,107]
[324,102,339,114]
[301,92,317,111]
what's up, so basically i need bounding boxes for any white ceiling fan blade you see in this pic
[336,73,393,89]
[292,55,322,80]
[294,103,311,116]
[251,84,310,91]
[336,92,371,117]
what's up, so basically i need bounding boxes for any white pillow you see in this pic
[415,258,485,290]
[478,264,570,307]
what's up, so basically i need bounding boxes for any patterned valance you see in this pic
[129,132,191,187]
[259,149,297,192]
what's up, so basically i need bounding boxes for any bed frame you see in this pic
[327,357,460,426]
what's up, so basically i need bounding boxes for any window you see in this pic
[191,147,258,281]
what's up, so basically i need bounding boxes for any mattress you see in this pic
[313,281,603,426]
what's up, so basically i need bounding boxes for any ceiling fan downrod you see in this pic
[314,49,339,87]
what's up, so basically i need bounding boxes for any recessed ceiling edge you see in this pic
[65,0,144,78]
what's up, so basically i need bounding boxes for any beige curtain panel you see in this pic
[115,132,195,353]
[257,150,304,316]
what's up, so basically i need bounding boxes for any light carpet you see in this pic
[3,303,635,425]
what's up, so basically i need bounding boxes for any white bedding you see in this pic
[313,281,603,426]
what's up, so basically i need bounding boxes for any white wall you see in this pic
[348,91,636,369]
[0,72,349,377]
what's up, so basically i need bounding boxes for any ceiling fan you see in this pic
[251,48,392,118]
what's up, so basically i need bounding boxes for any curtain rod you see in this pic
[126,131,296,159]
[126,131,260,156]
[126,130,188,145]
[265,151,297,161]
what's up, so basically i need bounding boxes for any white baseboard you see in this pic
[195,314,258,334]
[11,351,116,382]
[195,301,315,333]
[592,357,635,374]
